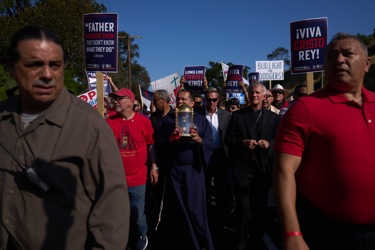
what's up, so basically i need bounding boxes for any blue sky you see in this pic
[98,0,374,82]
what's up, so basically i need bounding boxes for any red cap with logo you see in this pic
[109,88,135,101]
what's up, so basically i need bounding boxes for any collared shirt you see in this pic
[0,89,130,249]
[205,108,222,149]
[275,86,375,224]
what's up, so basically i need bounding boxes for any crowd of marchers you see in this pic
[1,24,374,250]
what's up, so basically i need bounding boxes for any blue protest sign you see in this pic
[290,17,328,74]
[183,66,206,94]
[225,65,243,93]
[83,13,118,72]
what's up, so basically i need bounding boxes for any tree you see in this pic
[0,0,150,100]
[267,47,290,68]
[107,32,150,94]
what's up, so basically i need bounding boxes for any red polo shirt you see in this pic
[275,86,375,224]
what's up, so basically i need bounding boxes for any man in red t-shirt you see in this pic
[107,88,158,250]
[273,33,374,250]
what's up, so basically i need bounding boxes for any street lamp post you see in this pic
[127,35,141,89]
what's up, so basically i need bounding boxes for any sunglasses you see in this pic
[206,98,218,102]
[274,91,284,95]
[195,102,202,105]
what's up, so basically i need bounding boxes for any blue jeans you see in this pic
[128,184,147,237]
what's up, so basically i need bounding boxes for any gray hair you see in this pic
[326,32,368,57]
[154,89,170,103]
[248,82,267,94]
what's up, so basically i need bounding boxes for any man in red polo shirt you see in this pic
[273,33,374,250]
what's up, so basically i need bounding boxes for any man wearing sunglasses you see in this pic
[107,88,158,250]
[263,89,280,115]
[279,84,307,117]
[271,84,290,110]
[225,98,241,113]
[199,87,234,247]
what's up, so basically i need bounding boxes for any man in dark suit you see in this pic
[225,82,280,250]
[198,87,234,249]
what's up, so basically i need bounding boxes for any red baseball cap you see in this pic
[109,88,135,101]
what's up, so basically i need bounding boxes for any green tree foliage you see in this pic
[0,0,107,98]
[109,32,150,93]
[267,47,291,68]
[0,0,149,101]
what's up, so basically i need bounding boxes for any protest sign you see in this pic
[255,61,284,81]
[290,17,328,74]
[150,73,181,108]
[183,66,206,94]
[86,71,112,97]
[227,92,245,105]
[221,62,249,85]
[78,89,97,108]
[248,72,260,82]
[83,13,118,72]
[224,65,243,93]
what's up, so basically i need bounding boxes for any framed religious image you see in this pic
[176,104,194,137]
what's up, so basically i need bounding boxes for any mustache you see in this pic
[33,80,56,87]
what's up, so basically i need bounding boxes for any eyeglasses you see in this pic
[265,95,272,99]
[206,98,218,103]
[113,96,131,101]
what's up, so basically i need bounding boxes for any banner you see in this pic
[83,13,118,72]
[221,62,249,85]
[86,71,112,97]
[226,92,245,105]
[150,73,181,108]
[78,89,97,108]
[290,17,328,74]
[183,65,206,94]
[224,65,243,93]
[255,61,284,81]
[140,87,154,113]
[248,72,260,82]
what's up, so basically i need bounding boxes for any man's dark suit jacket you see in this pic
[225,107,280,188]
[197,107,232,157]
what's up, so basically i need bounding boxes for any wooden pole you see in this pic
[96,72,104,118]
[306,72,314,94]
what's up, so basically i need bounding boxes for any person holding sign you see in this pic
[0,25,129,250]
[273,33,374,249]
